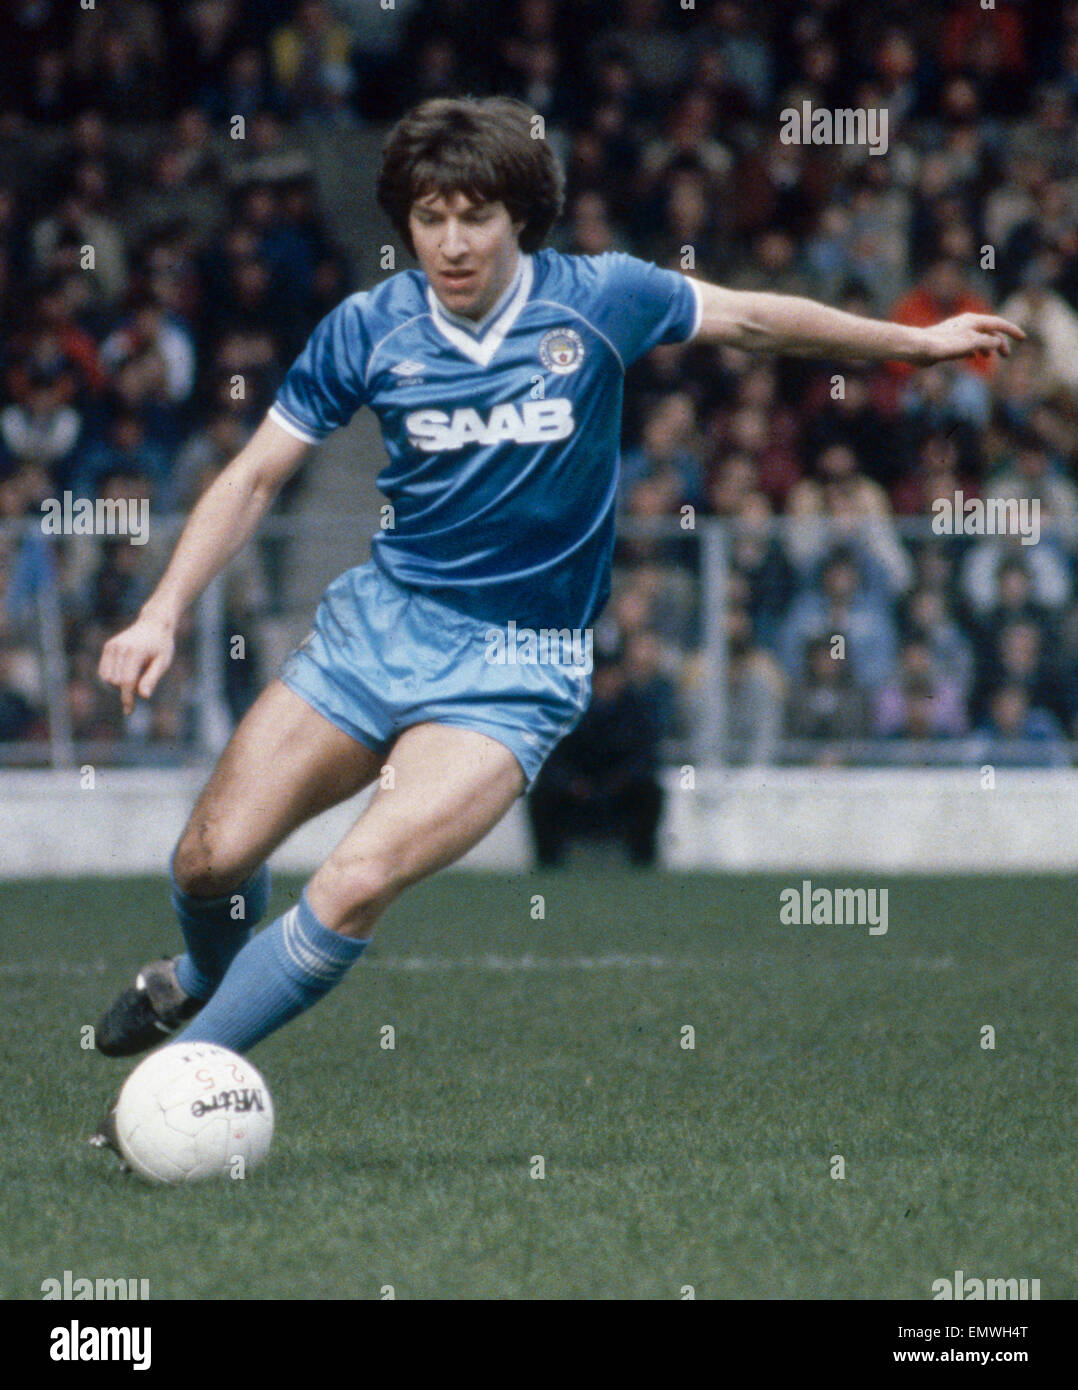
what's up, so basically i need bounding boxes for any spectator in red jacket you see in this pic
[889,257,998,379]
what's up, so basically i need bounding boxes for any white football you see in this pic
[113,1043,274,1184]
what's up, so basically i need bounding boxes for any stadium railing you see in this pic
[2,513,1075,771]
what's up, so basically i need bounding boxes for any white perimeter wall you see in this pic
[2,767,1076,878]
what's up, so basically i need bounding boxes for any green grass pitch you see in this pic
[0,868,1074,1299]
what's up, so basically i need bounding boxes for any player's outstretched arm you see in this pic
[692,281,1025,367]
[98,415,310,715]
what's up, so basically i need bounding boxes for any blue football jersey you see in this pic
[270,249,701,630]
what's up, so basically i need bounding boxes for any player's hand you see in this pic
[98,611,176,716]
[912,313,1025,367]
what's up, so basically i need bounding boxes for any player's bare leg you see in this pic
[96,681,384,1056]
[171,679,385,898]
[306,722,526,937]
[171,723,525,1053]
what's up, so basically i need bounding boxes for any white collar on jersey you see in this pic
[426,254,534,367]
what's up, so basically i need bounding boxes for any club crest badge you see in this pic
[539,327,585,374]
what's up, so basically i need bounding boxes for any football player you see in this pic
[93,96,1022,1063]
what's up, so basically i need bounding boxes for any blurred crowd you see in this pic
[2,0,1078,768]
[0,2,358,752]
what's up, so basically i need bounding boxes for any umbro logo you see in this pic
[390,359,425,377]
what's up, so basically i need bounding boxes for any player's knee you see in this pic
[307,853,399,927]
[171,821,255,899]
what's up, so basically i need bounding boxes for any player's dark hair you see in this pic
[376,96,565,255]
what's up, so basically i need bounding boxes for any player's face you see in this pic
[409,191,524,320]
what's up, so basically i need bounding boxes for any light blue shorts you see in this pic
[279,561,592,790]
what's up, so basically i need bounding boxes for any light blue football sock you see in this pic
[175,891,368,1053]
[173,860,271,1001]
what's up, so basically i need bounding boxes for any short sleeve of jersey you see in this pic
[579,253,702,367]
[270,294,370,443]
